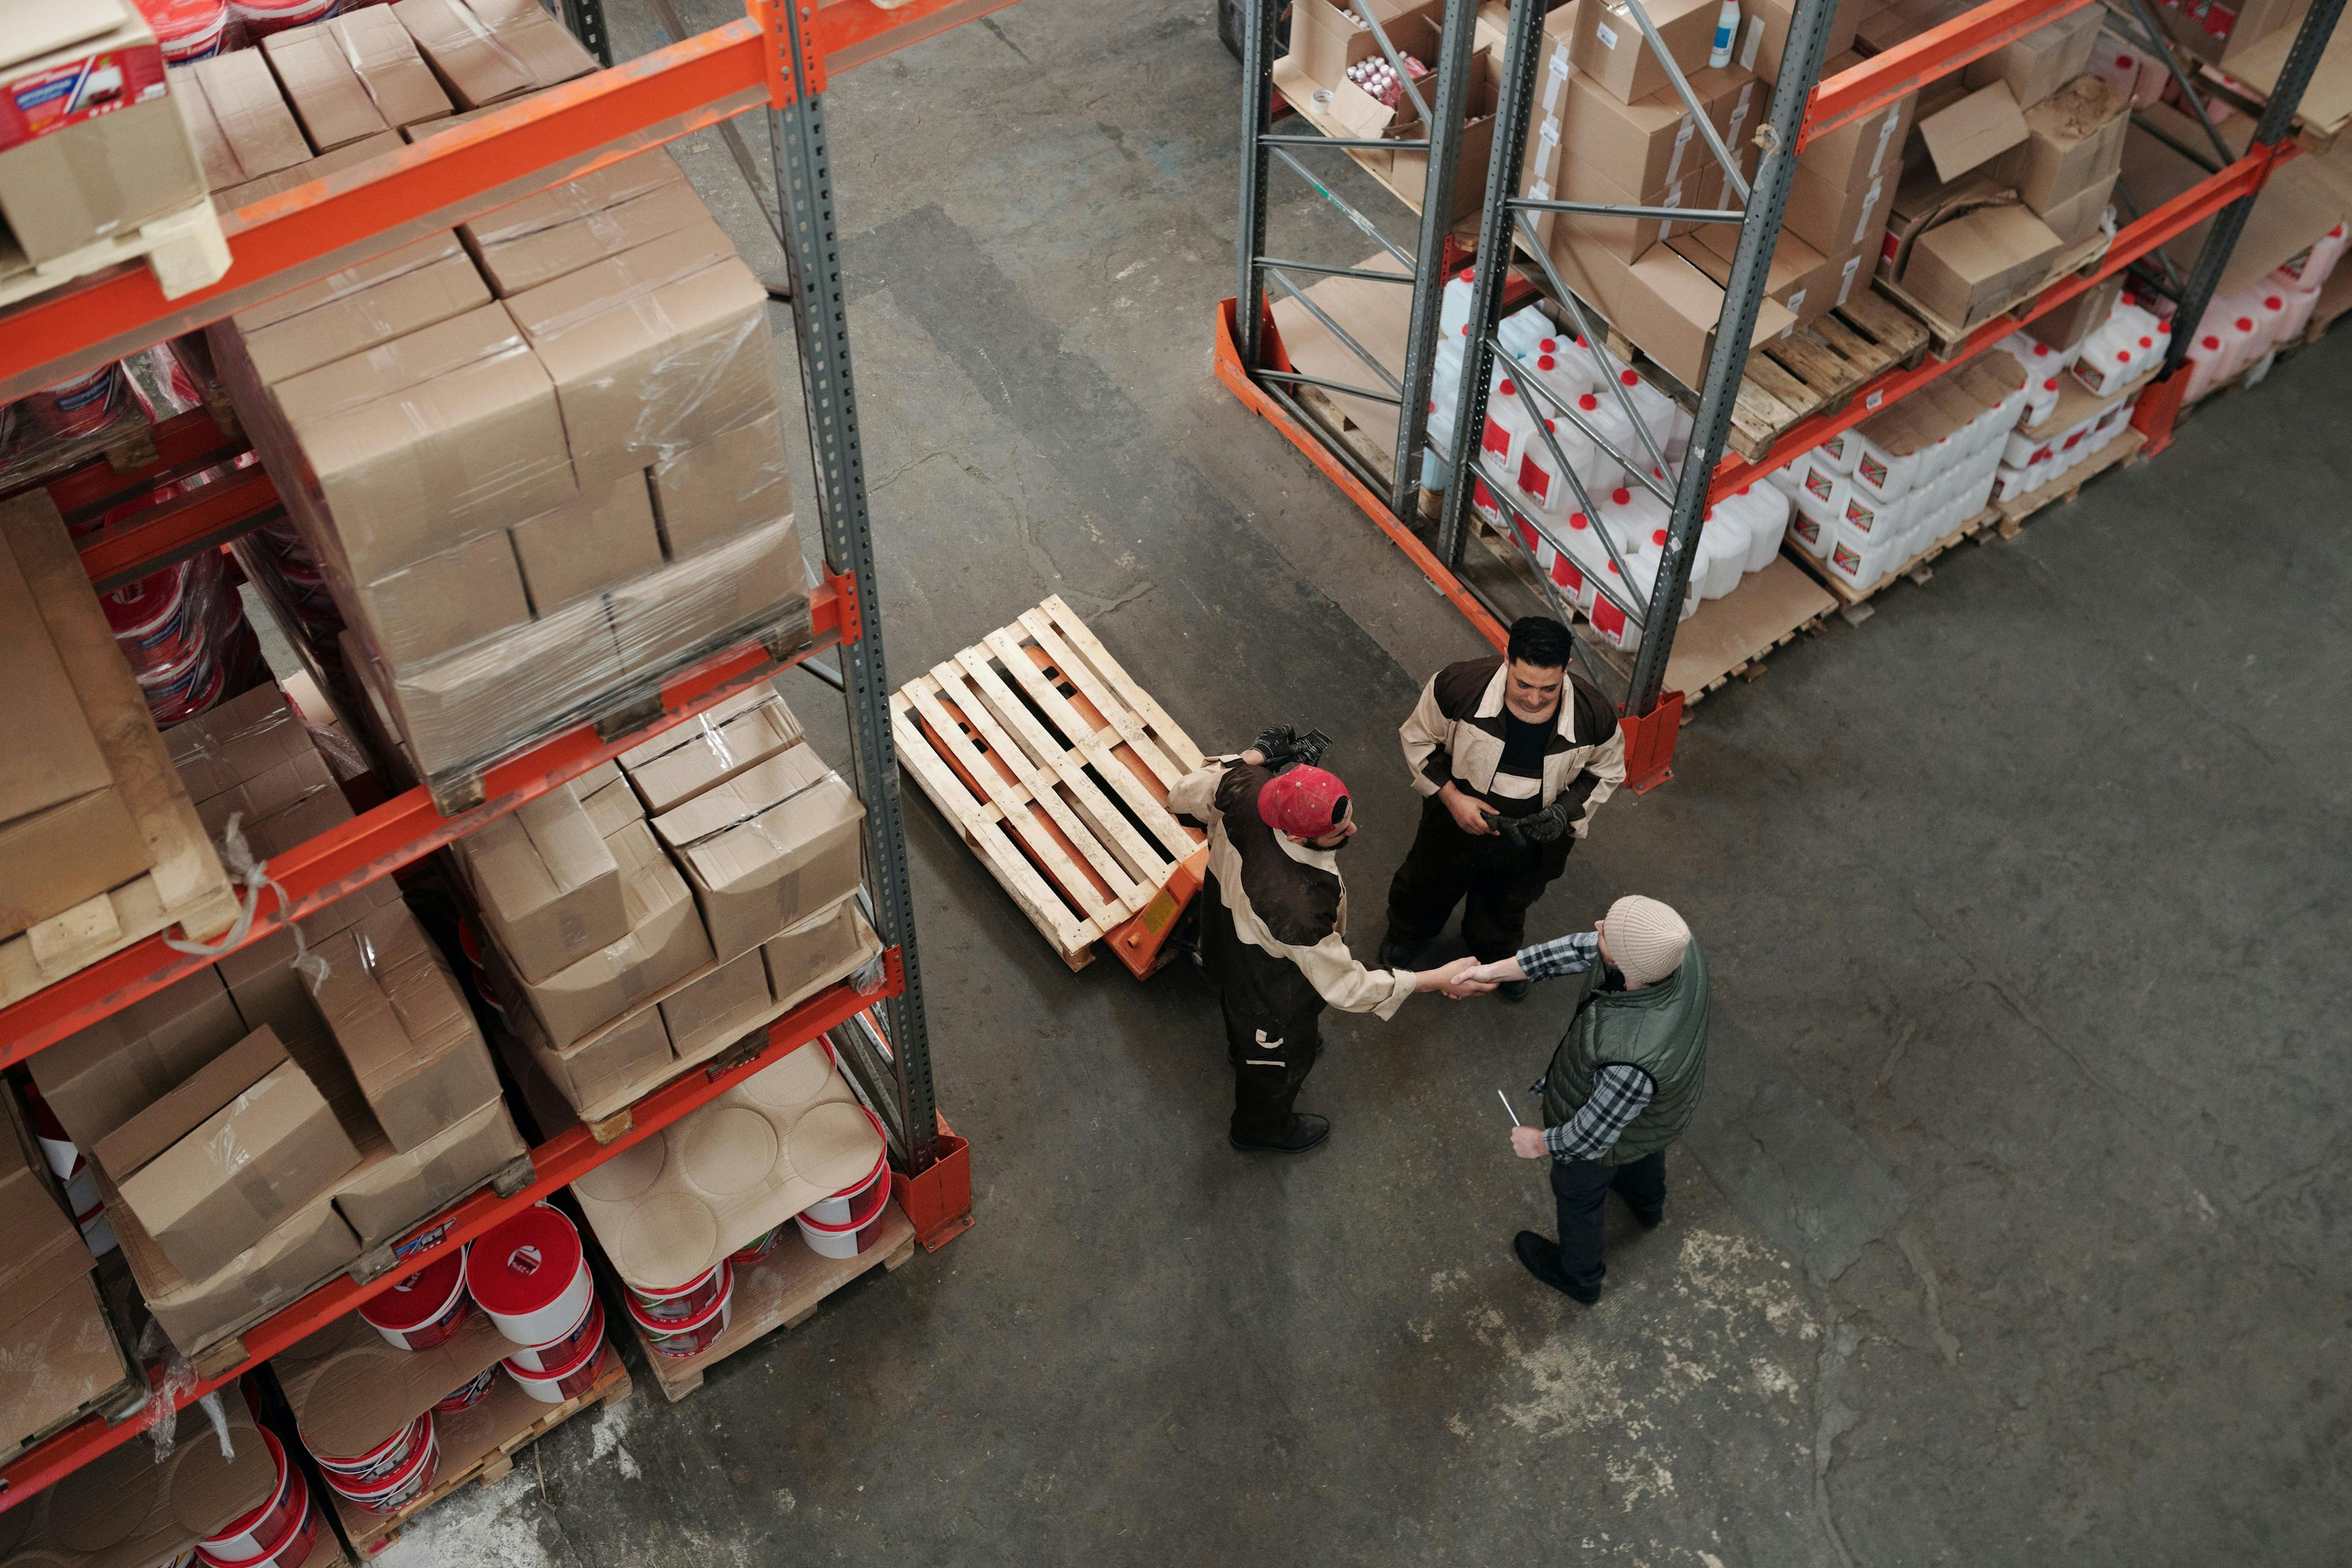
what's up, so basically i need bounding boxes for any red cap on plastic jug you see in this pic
[2043,377,2058,391]
[1538,355,1556,370]
[1611,487,1632,505]
[2264,296,2282,309]
[1621,369,1640,386]
[1569,512,1589,530]
[1498,378,1515,394]
[1540,337,1558,352]
[2138,336,2152,347]
[1458,267,1475,282]
[1579,393,1599,410]
[2202,335,2220,350]
[2236,317,2253,331]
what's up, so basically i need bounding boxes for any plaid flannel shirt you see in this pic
[1520,932,1655,1161]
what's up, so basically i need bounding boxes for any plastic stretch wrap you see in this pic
[102,551,265,726]
[0,342,202,492]
[389,0,597,109]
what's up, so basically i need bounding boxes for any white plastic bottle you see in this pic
[2182,330,2228,402]
[2022,372,2062,426]
[1570,390,1639,479]
[2299,222,2349,290]
[1608,366,1679,459]
[2271,267,2321,338]
[1527,347,1596,409]
[1599,484,1665,562]
[1513,418,1581,523]
[1708,0,1740,68]
[1499,304,1559,360]
[1438,268,1479,341]
[1694,508,1747,599]
[1476,375,1537,473]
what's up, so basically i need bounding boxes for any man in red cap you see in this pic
[1168,743,1479,1153]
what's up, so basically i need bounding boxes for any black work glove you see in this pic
[1497,794,1577,844]
[1251,725,1333,772]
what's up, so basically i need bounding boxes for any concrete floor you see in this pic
[379,4,2351,1564]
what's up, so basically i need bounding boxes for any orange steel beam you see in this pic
[0,969,894,1514]
[46,409,249,523]
[0,582,844,1065]
[76,463,279,592]
[1708,144,2285,499]
[0,0,1014,401]
[1801,0,2106,145]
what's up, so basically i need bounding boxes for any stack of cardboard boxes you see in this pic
[459,686,879,1121]
[30,684,527,1354]
[1869,2,2127,329]
[0,1097,137,1466]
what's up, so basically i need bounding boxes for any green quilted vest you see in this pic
[1539,938,1710,1164]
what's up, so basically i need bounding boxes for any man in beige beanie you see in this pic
[1455,895,1708,1304]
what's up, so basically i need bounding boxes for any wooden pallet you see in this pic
[1880,230,2112,361]
[0,195,230,311]
[1719,293,1930,460]
[0,494,240,1009]
[336,1345,632,1558]
[1992,428,2145,532]
[892,595,1208,975]
[631,1200,918,1404]
[1785,505,2003,616]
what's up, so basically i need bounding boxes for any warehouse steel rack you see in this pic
[1221,0,2346,786]
[0,0,1000,1513]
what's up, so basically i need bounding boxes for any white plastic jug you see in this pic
[2271,269,2321,338]
[1550,509,1610,612]
[1825,514,1899,596]
[1439,267,1480,342]
[2299,222,2349,290]
[1848,425,1921,504]
[2021,372,2062,426]
[1513,418,1586,522]
[1476,375,1538,473]
[2250,289,2296,352]
[1500,304,1559,360]
[1722,483,1790,573]
[2182,328,2229,402]
[1664,402,1697,466]
[1607,366,1679,458]
[1569,390,1640,478]
[1694,508,1747,599]
[1793,453,1848,529]
[1526,345,1595,409]
[1599,484,1666,561]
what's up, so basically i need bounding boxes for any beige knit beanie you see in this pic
[1603,895,1690,987]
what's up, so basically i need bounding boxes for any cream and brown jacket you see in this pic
[1167,759,1416,1019]
[1398,655,1626,837]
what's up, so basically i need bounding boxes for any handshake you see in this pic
[1409,957,1517,999]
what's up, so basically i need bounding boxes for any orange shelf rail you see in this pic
[1708,141,2289,499]
[0,578,846,1065]
[0,968,896,1513]
[1801,0,2106,146]
[0,0,1012,403]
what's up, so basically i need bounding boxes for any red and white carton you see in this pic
[506,1296,605,1374]
[359,1250,472,1352]
[625,1264,725,1326]
[325,1420,439,1515]
[794,1180,891,1261]
[628,1272,733,1360]
[467,1204,593,1346]
[503,1327,607,1405]
[196,1430,307,1567]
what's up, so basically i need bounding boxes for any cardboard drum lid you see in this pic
[30,1400,276,1562]
[570,1040,881,1289]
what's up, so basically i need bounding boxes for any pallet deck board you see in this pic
[1785,505,2003,609]
[634,1201,918,1404]
[1993,428,2145,532]
[0,195,229,311]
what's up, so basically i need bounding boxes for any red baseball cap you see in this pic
[1257,766,1350,839]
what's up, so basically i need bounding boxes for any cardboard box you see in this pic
[188,48,311,188]
[0,1108,89,1338]
[457,149,687,250]
[1551,155,1719,264]
[582,763,644,838]
[1675,227,1834,322]
[510,471,665,614]
[1733,0,1863,81]
[277,301,578,581]
[1800,61,1916,187]
[471,176,712,297]
[318,7,452,129]
[222,876,405,1051]
[647,410,795,559]
[0,513,149,935]
[211,127,402,211]
[761,895,881,1012]
[449,781,628,982]
[334,1095,524,1246]
[1880,167,2013,280]
[1386,47,1501,224]
[1962,2,2102,107]
[0,4,205,265]
[0,1273,133,1461]
[652,744,867,961]
[1285,0,1441,90]
[392,0,598,108]
[620,688,805,816]
[29,971,247,1148]
[1545,223,1798,388]
[239,249,491,386]
[2035,172,2116,249]
[1901,203,2061,326]
[507,222,781,488]
[2149,0,2305,66]
[165,682,309,801]
[93,1028,363,1283]
[1572,0,1719,105]
[276,1291,516,1463]
[263,22,393,150]
[518,819,711,1048]
[658,948,772,1059]
[1784,141,1909,260]
[1994,75,2129,212]
[345,524,533,667]
[242,777,355,864]
[193,745,336,843]
[307,903,501,1152]
[2026,270,2125,352]
[382,592,625,778]
[1914,81,2029,181]
[1551,70,1716,205]
[605,515,809,673]
[537,1003,673,1113]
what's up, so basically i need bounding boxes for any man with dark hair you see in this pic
[1380,616,1626,1001]
[1169,743,1479,1154]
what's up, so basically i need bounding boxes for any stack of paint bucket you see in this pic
[135,0,231,61]
[229,0,339,40]
[467,1204,609,1403]
[356,1250,502,1414]
[793,1107,893,1260]
[23,1084,117,1257]
[194,1430,320,1568]
[98,549,261,726]
[624,1261,733,1361]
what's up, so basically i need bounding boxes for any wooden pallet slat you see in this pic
[1014,609,1186,790]
[982,626,1196,864]
[1036,594,1207,774]
[1993,428,2146,533]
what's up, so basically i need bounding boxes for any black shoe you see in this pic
[1513,1231,1601,1304]
[1376,936,1421,970]
[1495,979,1531,1003]
[1231,1114,1331,1155]
[1629,1207,1664,1230]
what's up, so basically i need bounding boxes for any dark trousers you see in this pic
[1219,993,1325,1144]
[1385,794,1576,962]
[1550,1150,1668,1289]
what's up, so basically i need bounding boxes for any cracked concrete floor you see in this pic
[375,3,2350,1564]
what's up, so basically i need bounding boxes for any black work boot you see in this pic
[1514,1231,1601,1304]
[1376,935,1422,970]
[1231,1114,1331,1155]
[1496,979,1531,1003]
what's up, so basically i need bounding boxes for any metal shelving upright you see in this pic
[0,0,993,1515]
[1222,0,2347,785]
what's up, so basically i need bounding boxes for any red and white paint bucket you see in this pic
[308,1412,426,1485]
[727,1227,783,1266]
[626,1271,732,1360]
[467,1204,592,1347]
[359,1250,472,1352]
[505,1296,604,1374]
[156,1551,198,1568]
[199,1490,318,1568]
[432,1364,499,1414]
[137,0,230,60]
[503,1327,606,1405]
[624,1263,726,1326]
[196,1429,310,1567]
[24,363,127,439]
[23,1085,78,1180]
[798,1108,889,1226]
[228,0,339,39]
[324,1420,439,1516]
[794,1178,891,1261]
